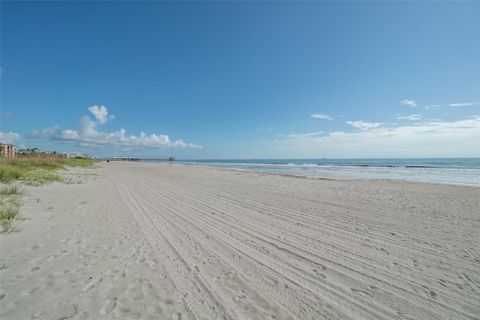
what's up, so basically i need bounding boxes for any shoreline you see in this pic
[1,162,479,319]
[169,162,480,189]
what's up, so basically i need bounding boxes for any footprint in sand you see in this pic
[100,297,117,315]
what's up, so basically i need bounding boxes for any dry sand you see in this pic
[1,162,479,320]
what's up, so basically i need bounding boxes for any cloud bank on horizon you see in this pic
[2,98,479,158]
[275,116,480,158]
[0,131,21,144]
[26,106,201,150]
[267,98,480,158]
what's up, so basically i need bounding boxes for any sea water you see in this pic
[168,158,480,187]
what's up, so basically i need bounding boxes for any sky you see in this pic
[1,1,479,159]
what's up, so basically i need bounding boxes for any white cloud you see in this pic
[29,105,201,149]
[311,114,334,120]
[447,101,480,107]
[397,114,421,121]
[0,131,21,144]
[278,131,324,139]
[88,105,115,124]
[400,99,417,107]
[346,121,381,131]
[61,129,80,140]
[274,117,480,157]
[423,101,480,109]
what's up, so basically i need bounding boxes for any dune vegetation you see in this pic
[0,154,95,184]
[0,185,21,232]
[0,153,96,232]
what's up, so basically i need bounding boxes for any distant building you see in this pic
[0,144,17,157]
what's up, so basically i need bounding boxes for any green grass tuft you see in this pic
[0,165,25,182]
[0,219,12,232]
[34,162,65,170]
[0,202,19,233]
[0,206,18,220]
[0,185,22,196]
[25,170,62,184]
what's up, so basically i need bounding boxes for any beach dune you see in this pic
[1,162,479,319]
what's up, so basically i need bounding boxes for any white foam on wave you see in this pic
[185,162,480,187]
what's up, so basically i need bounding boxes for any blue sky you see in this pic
[1,1,479,158]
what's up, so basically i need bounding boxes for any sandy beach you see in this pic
[1,162,479,320]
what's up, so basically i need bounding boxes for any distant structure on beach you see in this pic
[60,152,90,159]
[0,144,16,157]
[104,156,175,162]
[111,157,143,162]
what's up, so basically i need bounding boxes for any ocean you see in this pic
[164,158,480,187]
